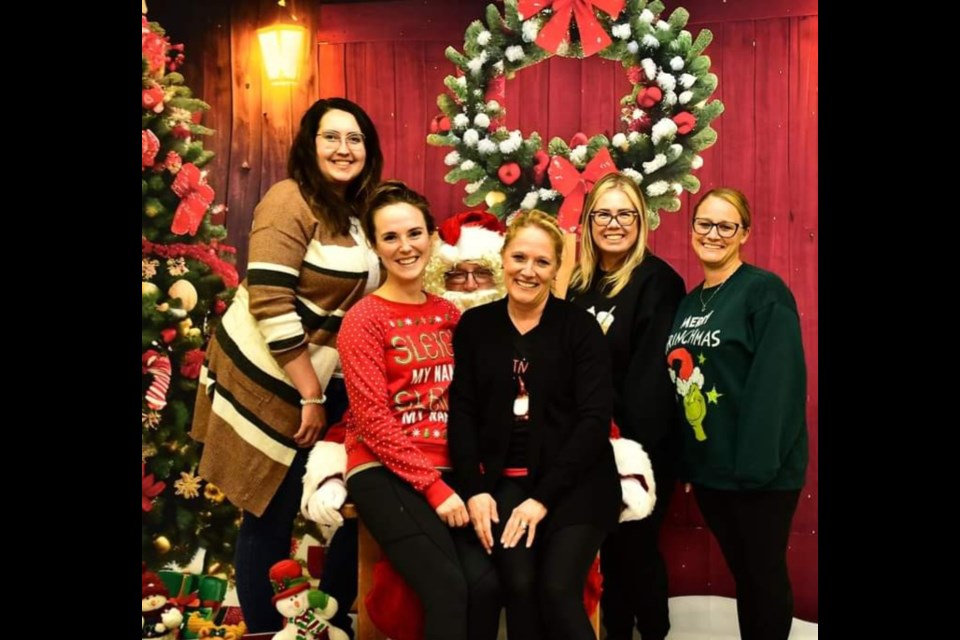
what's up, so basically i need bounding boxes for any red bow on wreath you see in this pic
[518,0,625,57]
[548,146,617,232]
[170,163,215,236]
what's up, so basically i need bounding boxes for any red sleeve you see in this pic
[339,300,454,506]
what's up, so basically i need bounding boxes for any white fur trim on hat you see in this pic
[611,437,657,522]
[301,441,347,516]
[439,225,505,264]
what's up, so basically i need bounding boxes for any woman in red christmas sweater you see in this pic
[337,181,500,640]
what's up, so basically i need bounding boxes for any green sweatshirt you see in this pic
[665,264,808,490]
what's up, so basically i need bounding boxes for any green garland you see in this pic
[428,0,724,229]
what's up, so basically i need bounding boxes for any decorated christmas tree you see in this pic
[141,14,241,576]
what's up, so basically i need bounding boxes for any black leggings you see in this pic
[489,478,606,640]
[347,467,500,640]
[694,486,801,640]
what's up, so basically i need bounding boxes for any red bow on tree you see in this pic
[142,463,166,512]
[170,163,214,236]
[518,0,625,57]
[547,146,617,231]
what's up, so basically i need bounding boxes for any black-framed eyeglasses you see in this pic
[589,210,639,227]
[692,218,741,238]
[444,268,494,285]
[316,131,365,149]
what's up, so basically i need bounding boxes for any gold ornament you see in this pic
[178,318,194,336]
[156,302,170,312]
[485,190,507,208]
[154,536,171,554]
[168,279,198,311]
[204,483,226,503]
[142,281,161,298]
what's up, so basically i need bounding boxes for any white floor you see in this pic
[659,595,818,640]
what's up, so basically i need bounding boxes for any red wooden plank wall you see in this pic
[149,0,818,622]
[315,0,819,622]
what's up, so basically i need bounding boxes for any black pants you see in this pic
[347,467,500,640]
[234,447,308,632]
[694,486,801,640]
[487,478,607,640]
[234,378,350,633]
[600,447,678,640]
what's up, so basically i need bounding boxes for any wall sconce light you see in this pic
[257,22,307,86]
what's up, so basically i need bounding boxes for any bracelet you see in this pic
[300,394,327,406]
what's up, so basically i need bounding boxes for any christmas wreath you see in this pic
[427,0,724,230]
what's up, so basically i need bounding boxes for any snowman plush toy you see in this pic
[270,559,349,640]
[142,564,184,639]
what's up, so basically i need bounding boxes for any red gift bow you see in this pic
[518,0,625,57]
[170,163,214,236]
[548,146,617,231]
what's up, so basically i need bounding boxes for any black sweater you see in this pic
[448,295,621,533]
[568,254,686,456]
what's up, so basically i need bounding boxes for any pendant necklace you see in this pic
[513,373,530,421]
[699,279,728,312]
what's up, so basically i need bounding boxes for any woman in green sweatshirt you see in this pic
[666,188,808,640]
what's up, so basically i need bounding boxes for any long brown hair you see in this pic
[288,98,384,235]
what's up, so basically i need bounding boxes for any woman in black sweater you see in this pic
[448,210,620,640]
[567,173,686,640]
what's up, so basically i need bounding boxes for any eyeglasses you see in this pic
[444,268,495,285]
[692,218,741,238]
[589,210,639,227]
[316,131,365,149]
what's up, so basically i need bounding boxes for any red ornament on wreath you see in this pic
[427,0,725,231]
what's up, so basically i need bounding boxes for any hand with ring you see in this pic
[501,498,547,549]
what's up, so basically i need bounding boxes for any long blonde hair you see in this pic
[569,173,649,297]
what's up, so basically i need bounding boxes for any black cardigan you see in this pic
[448,295,621,533]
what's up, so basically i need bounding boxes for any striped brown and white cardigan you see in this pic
[192,179,380,516]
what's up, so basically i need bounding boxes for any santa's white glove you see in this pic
[305,477,347,530]
[620,477,655,522]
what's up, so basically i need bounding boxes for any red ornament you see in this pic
[673,111,697,135]
[498,162,522,186]
[142,130,160,170]
[637,86,663,109]
[142,86,164,113]
[160,328,177,343]
[214,299,227,315]
[430,114,451,134]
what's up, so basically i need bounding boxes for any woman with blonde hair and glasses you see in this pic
[666,187,808,640]
[567,173,686,640]
[448,210,620,640]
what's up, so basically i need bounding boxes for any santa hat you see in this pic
[142,563,170,599]
[436,210,505,265]
[269,559,310,604]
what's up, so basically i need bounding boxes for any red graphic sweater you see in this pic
[339,293,461,508]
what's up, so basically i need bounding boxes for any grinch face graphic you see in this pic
[667,347,709,441]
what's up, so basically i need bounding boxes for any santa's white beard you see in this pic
[441,287,505,311]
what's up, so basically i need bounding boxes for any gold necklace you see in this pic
[699,279,727,312]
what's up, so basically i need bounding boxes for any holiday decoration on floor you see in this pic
[428,0,723,230]
[269,559,350,640]
[143,563,186,640]
[142,11,240,575]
